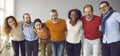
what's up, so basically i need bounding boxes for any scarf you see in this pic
[101,9,115,34]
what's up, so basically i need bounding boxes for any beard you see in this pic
[52,18,57,21]
[86,15,92,19]
[25,20,31,24]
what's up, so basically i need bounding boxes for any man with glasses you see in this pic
[99,1,120,56]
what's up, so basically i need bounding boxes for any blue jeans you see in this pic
[51,41,65,56]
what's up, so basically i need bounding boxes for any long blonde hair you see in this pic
[2,16,18,36]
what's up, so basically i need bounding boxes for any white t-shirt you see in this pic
[66,19,84,44]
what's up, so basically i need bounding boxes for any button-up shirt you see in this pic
[22,22,38,41]
[103,12,120,44]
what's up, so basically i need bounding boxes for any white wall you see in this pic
[15,0,120,22]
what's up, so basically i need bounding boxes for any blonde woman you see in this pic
[0,16,26,56]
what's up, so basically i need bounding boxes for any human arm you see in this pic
[0,35,10,53]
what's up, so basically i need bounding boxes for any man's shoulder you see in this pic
[46,20,52,23]
[112,12,120,16]
[93,15,100,18]
[60,18,65,21]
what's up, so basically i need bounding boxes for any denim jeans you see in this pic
[51,41,65,56]
[83,38,100,56]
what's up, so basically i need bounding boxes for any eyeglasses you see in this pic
[99,5,108,10]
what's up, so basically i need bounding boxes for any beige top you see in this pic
[10,22,24,41]
[0,22,25,52]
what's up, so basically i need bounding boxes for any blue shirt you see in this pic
[22,22,38,41]
[103,12,120,43]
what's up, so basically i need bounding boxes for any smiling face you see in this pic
[70,11,78,21]
[7,18,16,28]
[84,7,93,19]
[99,3,110,15]
[50,12,58,21]
[23,13,31,24]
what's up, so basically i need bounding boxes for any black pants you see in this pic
[102,41,120,56]
[25,39,39,56]
[66,41,81,56]
[12,40,26,56]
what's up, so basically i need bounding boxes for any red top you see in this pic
[81,15,101,40]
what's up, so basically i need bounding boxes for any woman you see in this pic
[33,18,51,56]
[0,16,26,56]
[66,9,83,56]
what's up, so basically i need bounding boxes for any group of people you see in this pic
[0,1,120,56]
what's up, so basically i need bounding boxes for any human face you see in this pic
[99,3,110,15]
[23,14,31,24]
[7,18,16,28]
[70,11,77,21]
[34,22,42,31]
[50,12,58,21]
[84,7,93,19]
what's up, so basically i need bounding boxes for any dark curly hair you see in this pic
[68,9,82,20]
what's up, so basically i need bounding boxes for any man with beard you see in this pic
[45,9,67,56]
[81,4,101,56]
[22,13,39,56]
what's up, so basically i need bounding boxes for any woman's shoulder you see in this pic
[18,21,24,26]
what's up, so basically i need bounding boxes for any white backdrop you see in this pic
[15,0,120,22]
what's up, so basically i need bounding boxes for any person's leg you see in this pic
[73,42,81,56]
[40,39,46,56]
[51,41,57,56]
[57,41,65,56]
[20,40,26,56]
[101,43,111,56]
[25,41,32,56]
[92,39,100,56]
[12,41,19,56]
[66,41,73,56]
[83,38,91,56]
[46,40,52,56]
[33,39,39,56]
[110,41,120,56]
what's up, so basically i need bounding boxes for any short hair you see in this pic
[68,9,82,20]
[23,13,31,19]
[99,1,110,6]
[99,1,113,10]
[83,4,94,12]
[50,9,58,13]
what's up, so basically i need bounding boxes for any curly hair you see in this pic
[68,9,82,20]
[2,16,18,36]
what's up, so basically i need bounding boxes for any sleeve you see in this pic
[116,12,120,22]
[79,24,84,41]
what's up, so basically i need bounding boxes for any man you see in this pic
[81,4,101,56]
[99,1,120,56]
[22,13,39,56]
[45,9,66,56]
